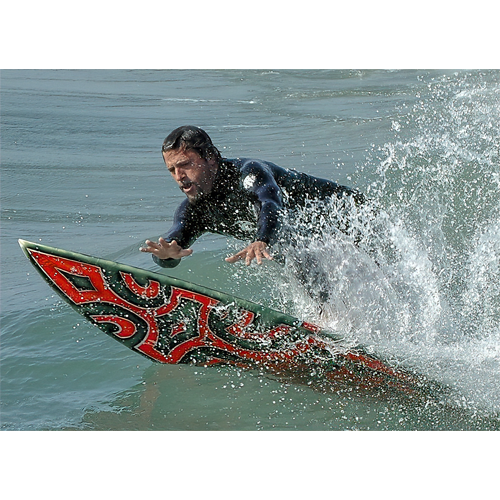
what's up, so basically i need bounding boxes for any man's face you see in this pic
[163,148,218,203]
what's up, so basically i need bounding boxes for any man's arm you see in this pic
[226,160,283,265]
[140,199,201,268]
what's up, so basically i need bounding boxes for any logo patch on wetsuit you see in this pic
[243,174,256,190]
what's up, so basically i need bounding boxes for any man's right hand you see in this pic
[140,238,193,260]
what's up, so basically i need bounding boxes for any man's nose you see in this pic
[173,168,185,181]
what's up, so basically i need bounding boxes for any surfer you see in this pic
[141,125,366,273]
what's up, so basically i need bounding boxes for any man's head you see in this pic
[162,126,222,163]
[162,126,221,203]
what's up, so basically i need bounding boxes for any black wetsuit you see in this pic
[154,158,364,269]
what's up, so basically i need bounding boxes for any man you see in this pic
[141,125,365,274]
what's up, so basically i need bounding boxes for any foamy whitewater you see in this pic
[270,73,500,415]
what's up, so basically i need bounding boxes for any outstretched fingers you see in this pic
[224,250,244,264]
[225,242,272,266]
[140,238,192,260]
[140,239,160,253]
[256,246,272,265]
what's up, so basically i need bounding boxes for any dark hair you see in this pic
[161,126,222,162]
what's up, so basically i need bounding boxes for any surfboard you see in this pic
[19,239,420,393]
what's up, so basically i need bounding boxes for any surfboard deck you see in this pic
[19,239,420,393]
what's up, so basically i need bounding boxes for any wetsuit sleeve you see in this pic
[240,160,284,246]
[153,199,203,268]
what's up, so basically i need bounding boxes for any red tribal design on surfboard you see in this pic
[26,248,328,365]
[24,246,419,392]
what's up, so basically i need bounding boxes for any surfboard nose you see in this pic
[18,239,36,254]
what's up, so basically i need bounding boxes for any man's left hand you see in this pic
[225,241,272,266]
